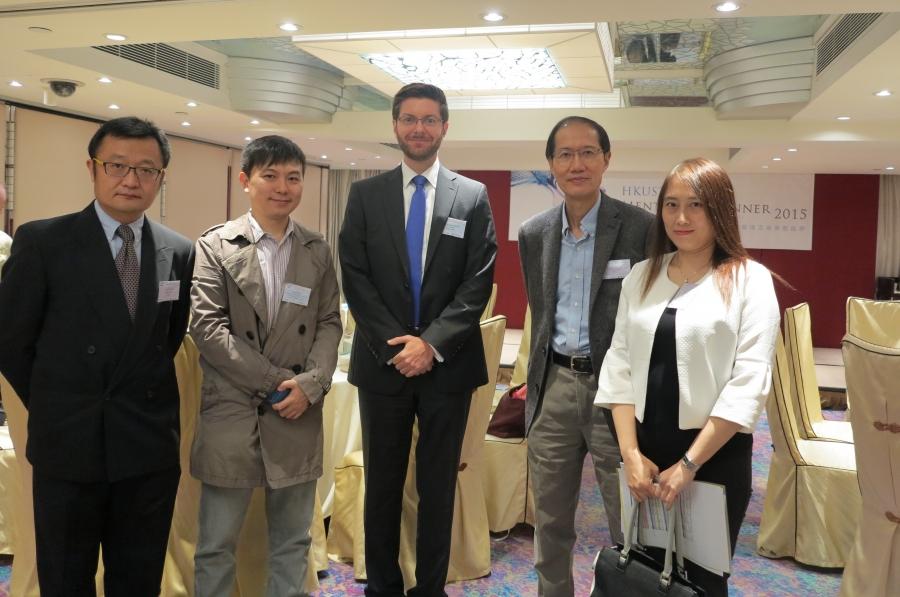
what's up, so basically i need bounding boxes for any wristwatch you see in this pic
[681,453,700,473]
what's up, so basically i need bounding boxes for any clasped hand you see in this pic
[623,451,696,507]
[387,335,434,377]
[271,379,310,420]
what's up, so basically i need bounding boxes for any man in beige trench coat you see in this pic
[189,135,342,597]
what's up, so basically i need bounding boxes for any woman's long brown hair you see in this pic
[641,158,750,304]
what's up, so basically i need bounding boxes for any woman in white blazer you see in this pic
[595,157,780,596]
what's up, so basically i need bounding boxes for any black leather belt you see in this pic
[551,351,593,374]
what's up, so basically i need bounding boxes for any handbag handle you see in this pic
[621,498,689,590]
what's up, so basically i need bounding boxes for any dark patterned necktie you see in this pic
[115,224,139,320]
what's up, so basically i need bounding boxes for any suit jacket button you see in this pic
[541,347,547,354]
[298,324,306,335]
[257,405,265,416]
[87,345,96,355]
[155,344,163,352]
[246,331,255,341]
[147,390,154,399]
[291,365,303,374]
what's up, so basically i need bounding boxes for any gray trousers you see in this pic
[194,480,317,597]
[528,363,623,597]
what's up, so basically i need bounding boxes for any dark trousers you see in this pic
[358,382,472,597]
[33,466,180,597]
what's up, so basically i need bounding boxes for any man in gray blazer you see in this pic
[518,116,653,596]
[339,83,496,597]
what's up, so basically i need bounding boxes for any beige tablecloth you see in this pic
[318,371,361,517]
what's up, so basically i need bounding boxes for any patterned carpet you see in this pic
[0,411,844,596]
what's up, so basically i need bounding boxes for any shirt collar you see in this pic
[94,200,144,243]
[401,158,441,190]
[560,194,601,237]
[247,211,293,245]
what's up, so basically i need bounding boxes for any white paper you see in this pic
[603,258,631,280]
[283,283,311,306]
[618,466,732,575]
[443,217,467,238]
[157,280,180,302]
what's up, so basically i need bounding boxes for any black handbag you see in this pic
[590,501,705,597]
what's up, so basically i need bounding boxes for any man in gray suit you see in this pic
[518,116,653,596]
[339,82,496,597]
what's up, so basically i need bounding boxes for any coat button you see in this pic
[291,365,303,374]
[257,405,265,416]
[147,390,154,399]
[155,344,163,353]
[246,331,255,341]
[298,324,306,335]
[541,347,547,354]
[87,345,96,355]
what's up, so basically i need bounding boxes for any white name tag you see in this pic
[283,283,312,306]
[603,259,631,280]
[443,217,467,239]
[157,280,180,302]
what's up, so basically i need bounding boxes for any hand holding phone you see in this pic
[267,388,291,404]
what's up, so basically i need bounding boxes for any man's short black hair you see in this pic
[88,116,172,167]
[392,83,449,122]
[545,116,611,160]
[241,135,307,177]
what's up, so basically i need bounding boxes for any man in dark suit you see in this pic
[339,82,496,597]
[0,117,194,597]
[518,116,653,596]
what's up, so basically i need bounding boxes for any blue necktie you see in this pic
[406,175,427,327]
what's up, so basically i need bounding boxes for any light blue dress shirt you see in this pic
[552,196,600,356]
[94,200,144,265]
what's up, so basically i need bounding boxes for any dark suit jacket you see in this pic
[518,193,653,432]
[338,165,497,395]
[0,203,194,483]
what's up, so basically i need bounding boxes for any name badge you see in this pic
[603,259,631,280]
[283,283,311,306]
[442,217,466,239]
[157,280,180,302]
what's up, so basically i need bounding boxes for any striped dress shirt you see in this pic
[247,213,294,331]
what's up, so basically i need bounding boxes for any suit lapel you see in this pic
[74,205,132,343]
[589,194,623,312]
[541,205,564,316]
[423,166,458,279]
[222,242,268,330]
[382,167,410,281]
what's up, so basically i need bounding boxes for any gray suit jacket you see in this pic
[518,193,653,432]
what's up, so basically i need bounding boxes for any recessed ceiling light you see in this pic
[836,116,851,121]
[186,101,198,107]
[244,136,252,141]
[181,121,191,127]
[350,162,356,166]
[482,12,504,22]
[345,147,352,151]
[97,76,112,84]
[320,155,328,159]
[375,155,381,159]
[308,137,316,140]
[250,119,260,125]
[280,22,299,32]
[772,157,782,161]
[9,80,23,87]
[887,166,897,171]
[787,148,798,152]
[105,33,127,41]
[108,104,120,110]
[875,89,892,97]
[762,165,769,169]
[714,2,740,12]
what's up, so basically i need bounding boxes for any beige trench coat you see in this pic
[189,214,341,489]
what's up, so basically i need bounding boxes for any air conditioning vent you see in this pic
[1,1,183,15]
[94,43,220,89]
[816,13,881,75]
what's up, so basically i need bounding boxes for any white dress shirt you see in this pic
[595,252,781,433]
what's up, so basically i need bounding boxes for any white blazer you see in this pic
[595,253,780,433]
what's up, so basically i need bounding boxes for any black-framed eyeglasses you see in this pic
[396,115,444,128]
[92,157,164,183]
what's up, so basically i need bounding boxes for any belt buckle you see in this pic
[571,355,589,373]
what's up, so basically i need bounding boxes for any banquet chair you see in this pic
[839,298,900,597]
[481,283,498,321]
[483,305,535,532]
[757,332,860,568]
[784,303,853,443]
[328,315,507,587]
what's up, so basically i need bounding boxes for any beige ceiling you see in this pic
[0,0,899,174]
